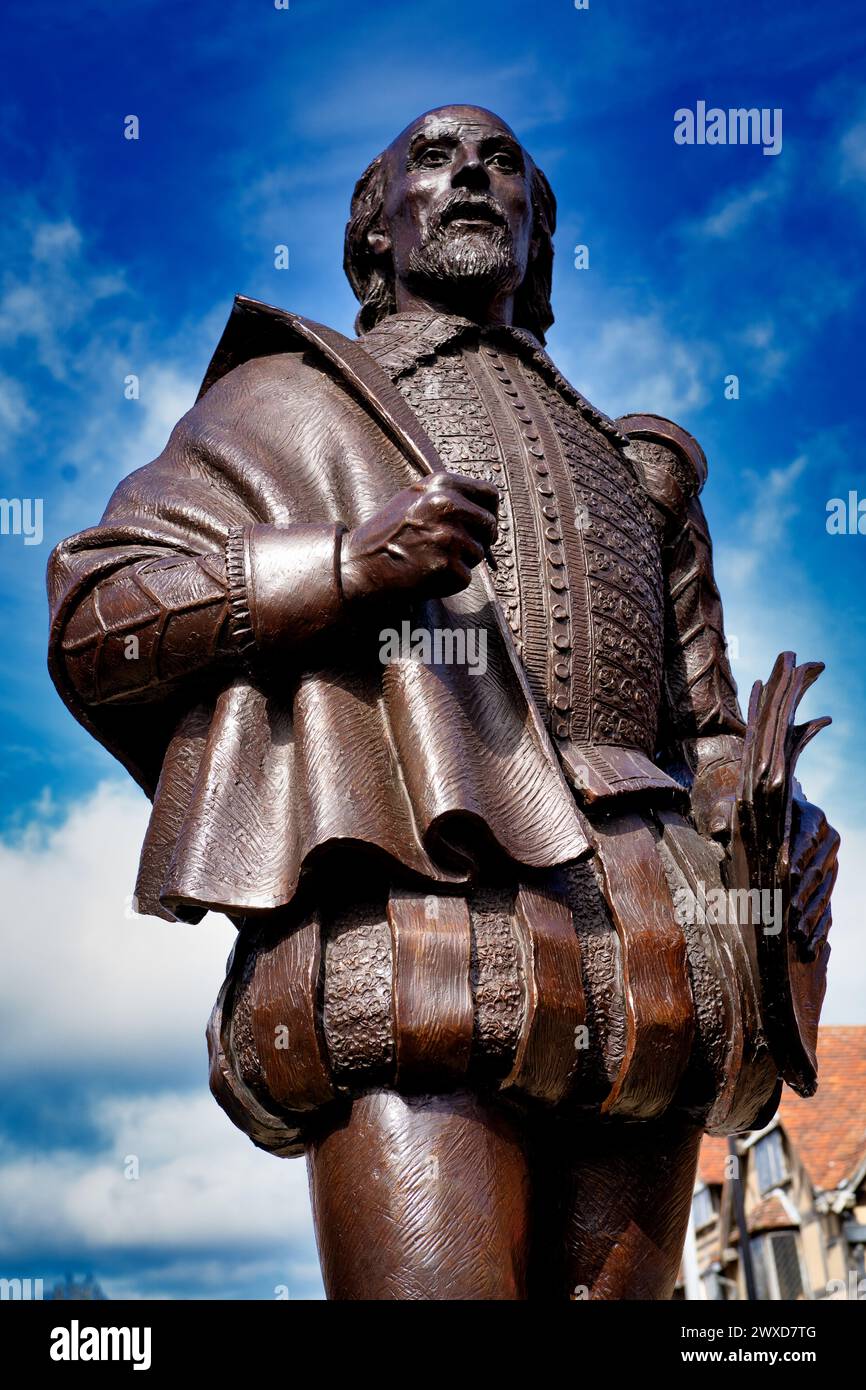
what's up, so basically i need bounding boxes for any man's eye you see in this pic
[488,153,518,172]
[418,148,450,167]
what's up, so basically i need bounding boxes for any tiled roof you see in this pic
[747,1195,796,1234]
[779,1027,866,1192]
[699,1134,730,1186]
[699,1027,866,1194]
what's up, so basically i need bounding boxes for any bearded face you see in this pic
[406,187,525,302]
[372,106,537,320]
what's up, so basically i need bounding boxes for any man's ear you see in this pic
[367,228,391,257]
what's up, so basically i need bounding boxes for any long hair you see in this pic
[343,151,557,343]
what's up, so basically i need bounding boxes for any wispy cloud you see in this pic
[719,451,809,584]
[0,1088,321,1298]
[837,114,866,185]
[0,781,235,1080]
[555,311,716,422]
[687,170,788,241]
[0,783,321,1296]
[0,1090,314,1257]
[0,214,126,384]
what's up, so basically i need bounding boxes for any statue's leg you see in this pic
[530,1113,702,1301]
[305,1089,532,1300]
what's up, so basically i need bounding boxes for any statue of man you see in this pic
[48,106,837,1300]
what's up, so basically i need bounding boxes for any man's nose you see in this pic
[451,149,490,191]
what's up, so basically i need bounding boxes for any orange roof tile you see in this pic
[698,1027,866,1194]
[778,1027,866,1193]
[747,1195,796,1234]
[699,1135,730,1185]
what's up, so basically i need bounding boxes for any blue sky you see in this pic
[2,0,865,1300]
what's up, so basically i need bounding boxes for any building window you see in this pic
[754,1129,788,1193]
[750,1232,806,1300]
[693,1185,716,1231]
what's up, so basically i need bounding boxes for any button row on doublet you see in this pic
[488,349,572,737]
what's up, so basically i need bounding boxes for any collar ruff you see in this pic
[359,310,628,447]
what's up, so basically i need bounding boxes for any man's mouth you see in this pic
[438,199,506,232]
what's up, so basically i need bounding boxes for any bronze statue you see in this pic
[47,106,839,1300]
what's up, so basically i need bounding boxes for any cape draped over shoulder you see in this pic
[46,300,591,922]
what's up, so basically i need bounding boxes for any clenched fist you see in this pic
[341,472,499,603]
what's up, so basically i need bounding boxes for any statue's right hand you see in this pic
[341,472,499,603]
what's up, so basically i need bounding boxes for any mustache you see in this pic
[430,192,509,235]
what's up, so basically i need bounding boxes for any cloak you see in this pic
[47,299,592,923]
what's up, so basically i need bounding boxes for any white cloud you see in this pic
[700,182,775,238]
[717,592,862,1031]
[815,822,866,1024]
[838,116,866,185]
[0,1089,315,1261]
[735,319,790,386]
[0,783,321,1293]
[678,159,790,243]
[32,219,83,263]
[65,359,200,495]
[0,781,236,1079]
[118,367,199,474]
[0,216,126,382]
[0,371,36,442]
[716,452,809,584]
[714,505,864,1029]
[0,204,217,530]
[557,312,714,421]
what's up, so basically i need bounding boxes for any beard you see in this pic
[406,219,523,304]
